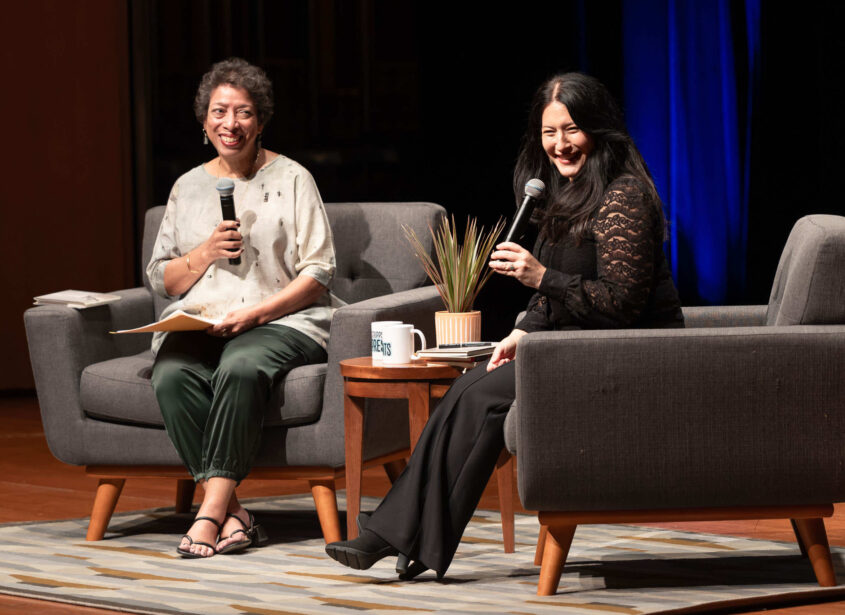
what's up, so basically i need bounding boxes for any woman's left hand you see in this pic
[489,242,547,289]
[208,307,262,337]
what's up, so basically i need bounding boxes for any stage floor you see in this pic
[2,392,845,615]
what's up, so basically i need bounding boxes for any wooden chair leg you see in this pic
[794,518,837,586]
[537,524,576,596]
[309,479,342,544]
[383,459,407,483]
[175,479,196,513]
[790,518,808,557]
[496,449,515,553]
[535,524,548,566]
[86,478,125,541]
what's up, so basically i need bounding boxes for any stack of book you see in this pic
[417,342,496,369]
[33,290,122,309]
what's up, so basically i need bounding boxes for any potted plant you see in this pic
[404,215,505,345]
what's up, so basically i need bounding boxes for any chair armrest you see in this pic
[514,325,845,512]
[23,287,155,464]
[682,304,767,327]
[108,287,157,355]
[303,286,443,465]
[326,286,442,364]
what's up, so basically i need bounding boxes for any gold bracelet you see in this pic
[186,252,201,274]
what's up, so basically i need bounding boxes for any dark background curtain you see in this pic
[623,0,753,305]
[3,0,844,390]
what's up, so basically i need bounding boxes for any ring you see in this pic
[508,263,515,271]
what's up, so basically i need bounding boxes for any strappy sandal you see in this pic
[217,509,269,555]
[177,516,222,559]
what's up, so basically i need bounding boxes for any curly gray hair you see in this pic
[193,58,274,126]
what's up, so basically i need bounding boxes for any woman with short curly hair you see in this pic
[148,58,340,558]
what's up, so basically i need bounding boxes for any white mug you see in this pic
[382,324,427,364]
[371,320,403,361]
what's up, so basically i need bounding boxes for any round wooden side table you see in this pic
[339,357,516,553]
[340,357,461,540]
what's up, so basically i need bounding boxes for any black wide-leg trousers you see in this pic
[366,359,516,576]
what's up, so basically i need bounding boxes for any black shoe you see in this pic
[357,514,414,576]
[396,553,410,574]
[217,509,269,555]
[325,530,398,570]
[356,512,371,534]
[398,560,430,580]
[176,516,223,559]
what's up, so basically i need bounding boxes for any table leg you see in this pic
[407,381,432,449]
[344,390,365,540]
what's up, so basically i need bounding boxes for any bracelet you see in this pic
[186,252,201,274]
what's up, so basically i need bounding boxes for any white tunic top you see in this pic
[146,155,343,355]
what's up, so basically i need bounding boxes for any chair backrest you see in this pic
[142,207,172,320]
[766,214,845,325]
[142,202,445,317]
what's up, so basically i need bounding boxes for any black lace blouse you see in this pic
[515,175,684,333]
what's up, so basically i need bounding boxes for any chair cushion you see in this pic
[767,214,845,325]
[80,351,326,428]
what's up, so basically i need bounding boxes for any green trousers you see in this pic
[151,325,326,483]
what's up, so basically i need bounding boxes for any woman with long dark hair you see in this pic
[325,72,683,578]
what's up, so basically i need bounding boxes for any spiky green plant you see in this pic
[403,215,505,313]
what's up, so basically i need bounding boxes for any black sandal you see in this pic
[217,509,268,555]
[177,516,222,558]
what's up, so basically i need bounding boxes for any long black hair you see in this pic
[513,72,662,241]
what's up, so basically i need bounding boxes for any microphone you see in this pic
[503,178,545,244]
[215,178,241,265]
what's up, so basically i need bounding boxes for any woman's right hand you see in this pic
[200,220,243,263]
[163,220,243,296]
[487,329,527,371]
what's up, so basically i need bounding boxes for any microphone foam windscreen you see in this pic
[216,178,235,196]
[524,178,545,199]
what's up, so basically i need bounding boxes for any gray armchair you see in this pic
[505,214,845,594]
[25,202,446,542]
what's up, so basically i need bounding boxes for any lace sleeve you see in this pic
[540,179,660,328]
[514,291,550,333]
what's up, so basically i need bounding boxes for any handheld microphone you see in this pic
[503,178,545,244]
[215,178,241,265]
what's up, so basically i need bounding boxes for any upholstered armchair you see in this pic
[25,202,446,543]
[505,215,845,594]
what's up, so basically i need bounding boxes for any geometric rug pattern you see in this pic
[2,494,845,614]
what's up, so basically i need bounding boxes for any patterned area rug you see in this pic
[2,494,845,615]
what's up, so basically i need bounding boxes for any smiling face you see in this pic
[541,101,594,181]
[204,84,262,165]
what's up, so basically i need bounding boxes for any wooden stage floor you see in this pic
[1,393,844,615]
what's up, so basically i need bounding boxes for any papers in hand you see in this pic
[113,310,222,334]
[34,290,122,310]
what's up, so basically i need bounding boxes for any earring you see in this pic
[203,129,209,145]
[257,133,263,150]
